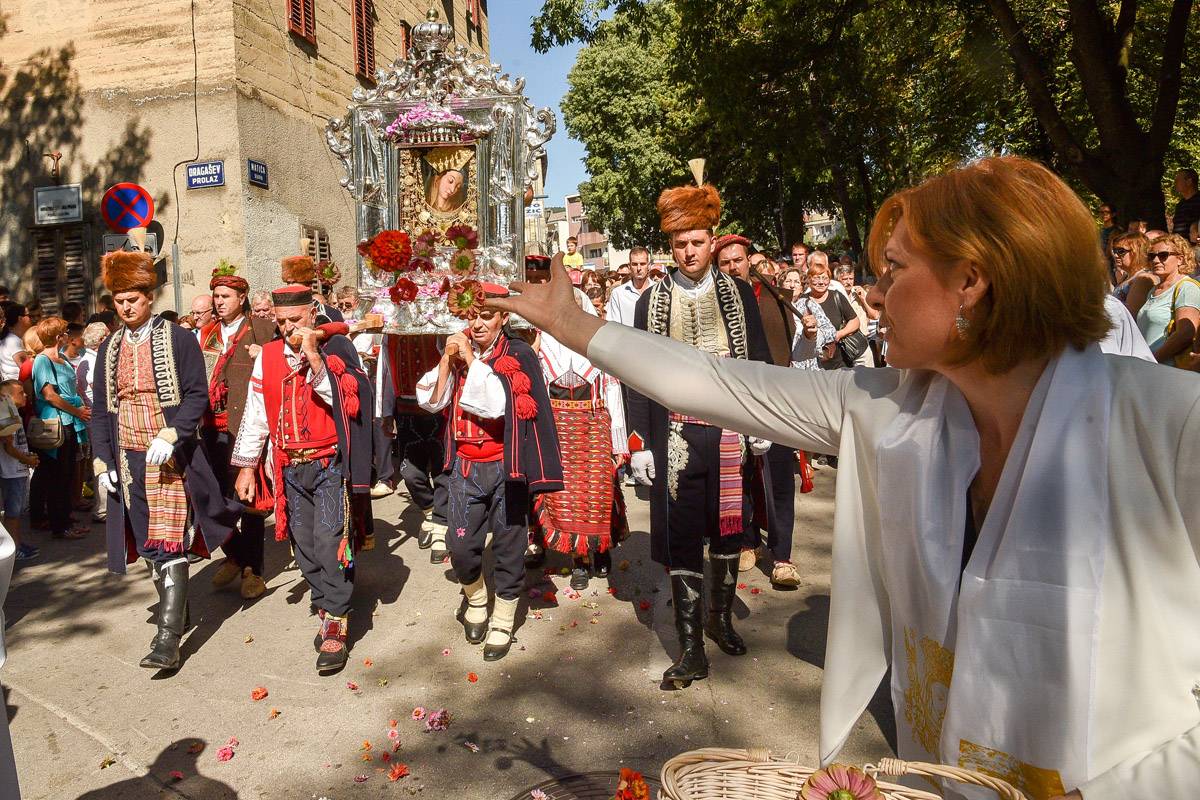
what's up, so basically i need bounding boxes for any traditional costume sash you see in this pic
[874,345,1110,799]
[668,412,743,535]
[206,320,250,431]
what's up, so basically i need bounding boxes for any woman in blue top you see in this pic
[29,317,90,539]
[1134,233,1200,363]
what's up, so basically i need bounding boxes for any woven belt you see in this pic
[550,398,604,412]
[284,448,327,464]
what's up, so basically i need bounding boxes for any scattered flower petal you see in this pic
[362,753,373,762]
[269,708,281,720]
[638,599,652,611]
[736,583,748,590]
[750,587,762,595]
[531,790,549,800]
[424,708,451,732]
[467,672,479,683]
[362,740,373,751]
[250,686,269,701]
[216,746,235,763]
[464,741,480,753]
[227,737,239,747]
[244,634,254,643]
[99,756,116,769]
[377,678,389,687]
[346,681,360,691]
[363,658,374,667]
[388,729,400,742]
[389,719,398,728]
[411,707,426,721]
[353,773,369,783]
[169,770,183,781]
[441,648,451,656]
[381,752,392,762]
[388,763,410,781]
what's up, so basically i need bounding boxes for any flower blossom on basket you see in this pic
[448,280,485,319]
[445,224,478,250]
[358,230,412,273]
[389,278,419,304]
[799,764,885,800]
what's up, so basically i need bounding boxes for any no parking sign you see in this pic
[101,183,155,234]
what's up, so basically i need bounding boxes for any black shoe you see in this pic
[705,556,748,656]
[417,526,434,549]
[430,545,449,564]
[458,604,488,645]
[524,542,545,569]
[662,574,708,688]
[315,614,349,674]
[141,561,188,670]
[569,565,589,591]
[591,550,611,578]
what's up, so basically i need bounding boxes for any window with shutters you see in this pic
[398,20,410,59]
[353,0,376,82]
[302,225,332,264]
[287,0,316,46]
[31,226,92,316]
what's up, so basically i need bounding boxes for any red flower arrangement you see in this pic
[447,280,485,319]
[359,230,413,273]
[445,224,478,250]
[389,278,418,304]
[413,229,442,260]
[614,768,650,800]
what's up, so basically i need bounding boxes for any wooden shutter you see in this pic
[302,225,331,263]
[32,230,60,316]
[61,228,89,307]
[399,20,410,59]
[353,0,376,81]
[287,0,316,46]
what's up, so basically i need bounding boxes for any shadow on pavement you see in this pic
[73,738,238,800]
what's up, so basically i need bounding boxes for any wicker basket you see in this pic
[658,748,1029,800]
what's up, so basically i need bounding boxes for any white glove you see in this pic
[630,450,655,486]
[146,437,175,467]
[749,437,772,456]
[97,470,118,495]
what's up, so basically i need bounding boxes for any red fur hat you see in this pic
[101,250,157,295]
[281,255,316,285]
[657,183,721,234]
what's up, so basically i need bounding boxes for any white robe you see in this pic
[588,321,1200,800]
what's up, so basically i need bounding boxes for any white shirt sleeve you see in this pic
[310,363,333,406]
[416,363,451,412]
[377,341,396,417]
[231,353,269,467]
[605,375,628,454]
[458,359,507,419]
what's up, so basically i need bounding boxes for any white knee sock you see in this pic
[485,596,518,647]
[462,577,488,625]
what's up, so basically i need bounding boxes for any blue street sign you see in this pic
[247,159,269,189]
[186,160,225,189]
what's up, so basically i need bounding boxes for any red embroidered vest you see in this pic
[451,367,504,462]
[259,340,338,456]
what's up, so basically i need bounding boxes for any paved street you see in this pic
[4,468,893,799]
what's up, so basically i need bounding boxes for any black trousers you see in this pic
[665,423,743,575]
[763,443,796,562]
[123,448,186,566]
[446,457,527,600]
[31,428,77,534]
[396,413,447,524]
[202,429,265,575]
[283,459,353,616]
[371,418,395,486]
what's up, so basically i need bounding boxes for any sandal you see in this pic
[53,528,88,540]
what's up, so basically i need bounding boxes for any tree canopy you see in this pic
[536,0,1199,253]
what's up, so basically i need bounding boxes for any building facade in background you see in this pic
[0,0,488,314]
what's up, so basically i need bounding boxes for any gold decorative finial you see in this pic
[426,7,439,21]
[688,158,705,187]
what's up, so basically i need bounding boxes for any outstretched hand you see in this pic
[485,264,603,356]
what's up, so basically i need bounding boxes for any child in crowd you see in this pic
[0,380,39,560]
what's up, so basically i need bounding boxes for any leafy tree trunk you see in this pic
[983,0,1193,227]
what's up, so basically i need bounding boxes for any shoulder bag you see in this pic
[834,293,869,365]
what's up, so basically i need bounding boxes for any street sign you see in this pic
[103,232,159,257]
[525,199,544,217]
[247,159,269,189]
[34,184,83,225]
[186,160,225,189]
[100,183,154,233]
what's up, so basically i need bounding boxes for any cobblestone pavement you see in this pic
[5,467,893,799]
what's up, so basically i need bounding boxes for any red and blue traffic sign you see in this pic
[101,183,155,234]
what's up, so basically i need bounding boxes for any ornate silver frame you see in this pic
[326,9,556,334]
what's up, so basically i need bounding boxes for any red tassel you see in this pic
[514,393,538,420]
[340,373,360,417]
[509,371,531,394]
[325,354,346,376]
[493,355,521,375]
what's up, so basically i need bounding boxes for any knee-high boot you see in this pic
[141,559,188,670]
[705,554,748,656]
[662,573,708,687]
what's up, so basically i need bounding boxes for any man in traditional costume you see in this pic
[383,334,450,561]
[533,295,629,590]
[199,265,277,599]
[231,285,373,673]
[282,254,344,324]
[713,234,805,588]
[92,251,241,671]
[416,290,562,661]
[627,162,773,688]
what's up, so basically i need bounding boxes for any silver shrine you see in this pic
[326,8,556,334]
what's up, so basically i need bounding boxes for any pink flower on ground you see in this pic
[388,728,400,741]
[216,746,235,762]
[169,770,184,781]
[799,764,885,800]
[424,708,451,732]
[411,707,427,721]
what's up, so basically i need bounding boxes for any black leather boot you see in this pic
[141,560,188,670]
[705,555,748,656]
[569,559,589,591]
[315,612,349,674]
[662,573,708,687]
